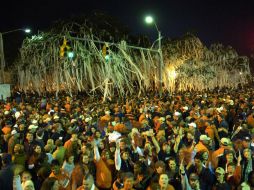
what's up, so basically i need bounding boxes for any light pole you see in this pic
[0,28,31,83]
[145,16,163,97]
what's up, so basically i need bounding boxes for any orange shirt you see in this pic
[49,169,71,190]
[212,146,232,168]
[95,159,113,189]
[65,103,71,112]
[195,142,209,153]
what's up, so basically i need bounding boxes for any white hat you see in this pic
[31,119,38,124]
[200,134,210,141]
[159,117,165,122]
[174,111,181,116]
[4,110,9,115]
[85,117,92,123]
[28,125,38,130]
[220,138,230,146]
[105,110,111,115]
[48,110,55,115]
[71,119,77,123]
[216,106,224,113]
[15,111,21,119]
[11,129,18,135]
[53,115,60,120]
[182,106,188,110]
[229,100,234,106]
[13,124,18,128]
[188,122,197,128]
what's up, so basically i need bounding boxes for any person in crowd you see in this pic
[94,139,114,189]
[120,172,135,190]
[2,87,254,190]
[40,177,60,190]
[73,152,96,185]
[8,129,20,154]
[238,171,254,190]
[52,139,66,165]
[24,132,37,157]
[49,159,71,190]
[187,152,215,190]
[133,161,151,190]
[77,173,99,190]
[148,173,175,190]
[242,148,254,182]
[212,167,231,190]
[166,157,181,189]
[12,144,26,167]
[0,153,14,190]
[61,154,75,177]
[212,138,233,168]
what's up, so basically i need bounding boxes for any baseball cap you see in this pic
[188,122,197,128]
[11,129,18,135]
[200,134,210,141]
[174,111,181,116]
[189,173,199,180]
[220,138,230,146]
[215,167,225,175]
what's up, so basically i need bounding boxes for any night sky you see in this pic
[1,0,254,64]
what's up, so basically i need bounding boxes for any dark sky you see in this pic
[1,0,254,61]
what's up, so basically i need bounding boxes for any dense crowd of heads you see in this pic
[1,88,254,190]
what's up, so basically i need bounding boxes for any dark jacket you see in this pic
[187,165,215,190]
[0,164,14,190]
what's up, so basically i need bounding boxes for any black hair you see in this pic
[194,151,204,161]
[50,159,60,166]
[123,172,134,181]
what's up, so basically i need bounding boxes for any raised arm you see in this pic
[115,140,122,171]
[93,141,101,162]
[150,132,160,154]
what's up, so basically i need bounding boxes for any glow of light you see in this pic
[24,29,31,33]
[239,72,242,75]
[68,51,74,58]
[167,69,177,80]
[145,16,154,24]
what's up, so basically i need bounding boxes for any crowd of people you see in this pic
[1,88,254,190]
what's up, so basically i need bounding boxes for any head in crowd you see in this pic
[155,160,166,174]
[158,173,169,189]
[82,173,95,190]
[189,173,200,190]
[101,149,111,160]
[215,167,225,183]
[50,159,61,175]
[168,157,177,171]
[82,153,90,165]
[1,153,12,166]
[21,170,32,183]
[224,149,235,164]
[122,172,135,190]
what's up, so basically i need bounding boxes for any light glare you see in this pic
[24,29,31,33]
[145,16,154,24]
